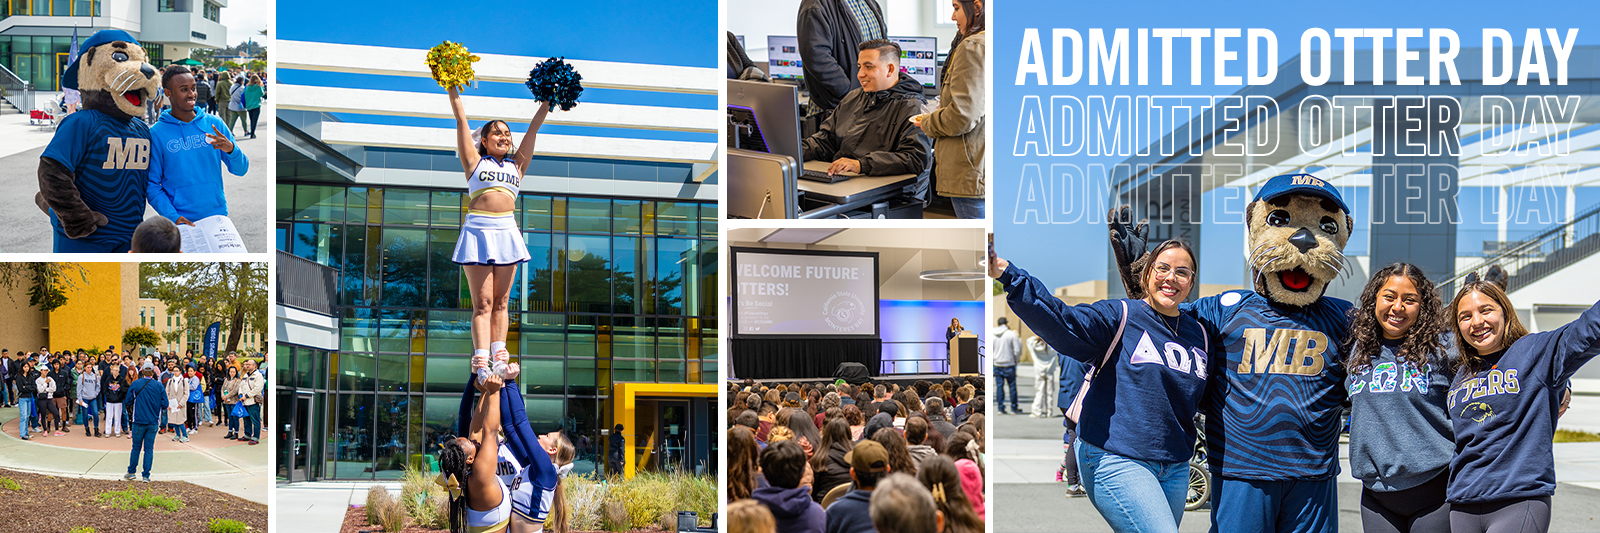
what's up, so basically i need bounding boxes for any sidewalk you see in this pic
[0,404,268,504]
[994,363,1600,532]
[277,481,406,532]
[0,112,272,253]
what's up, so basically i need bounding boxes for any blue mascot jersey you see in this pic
[41,108,151,246]
[1185,290,1352,480]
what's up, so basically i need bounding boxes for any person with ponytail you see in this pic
[1344,263,1457,533]
[438,371,511,533]
[915,456,984,533]
[944,431,984,521]
[1445,268,1600,533]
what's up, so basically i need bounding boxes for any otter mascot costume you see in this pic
[1111,173,1354,533]
[36,30,160,253]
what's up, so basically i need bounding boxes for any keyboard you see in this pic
[800,168,855,183]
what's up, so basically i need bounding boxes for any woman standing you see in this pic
[242,73,265,139]
[165,362,189,442]
[447,84,551,374]
[222,366,242,440]
[914,0,985,219]
[186,366,204,432]
[946,318,965,344]
[1446,275,1600,533]
[989,240,1208,533]
[208,361,226,426]
[36,367,61,436]
[102,361,128,438]
[1345,264,1456,533]
[77,361,101,437]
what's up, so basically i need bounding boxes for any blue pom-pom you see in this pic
[526,57,583,111]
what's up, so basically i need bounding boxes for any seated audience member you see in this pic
[731,498,779,533]
[825,440,891,533]
[904,417,938,469]
[130,216,182,253]
[753,439,827,533]
[870,473,941,533]
[800,40,931,196]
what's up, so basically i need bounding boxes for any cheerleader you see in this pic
[457,360,575,533]
[447,84,551,372]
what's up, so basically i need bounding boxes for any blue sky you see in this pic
[276,0,717,142]
[994,0,1600,290]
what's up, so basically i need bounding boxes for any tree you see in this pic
[141,263,268,354]
[123,326,161,354]
[0,263,87,312]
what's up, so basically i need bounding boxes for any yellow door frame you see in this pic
[610,382,716,479]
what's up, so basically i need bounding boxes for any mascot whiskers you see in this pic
[1111,173,1355,533]
[35,29,160,253]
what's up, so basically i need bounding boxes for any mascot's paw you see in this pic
[33,191,50,214]
[63,211,108,240]
[1107,205,1149,296]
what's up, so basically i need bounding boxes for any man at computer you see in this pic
[798,0,886,113]
[800,39,931,204]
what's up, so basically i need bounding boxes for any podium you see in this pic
[948,333,979,376]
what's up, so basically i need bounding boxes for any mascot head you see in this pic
[61,30,159,121]
[1246,174,1353,308]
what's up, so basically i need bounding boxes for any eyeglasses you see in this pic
[1152,263,1195,283]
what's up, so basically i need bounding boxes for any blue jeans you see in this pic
[0,380,10,405]
[1077,438,1189,533]
[226,405,238,434]
[169,421,187,438]
[949,196,985,219]
[244,404,261,440]
[18,397,33,438]
[995,365,1018,411]
[79,398,100,428]
[128,423,158,478]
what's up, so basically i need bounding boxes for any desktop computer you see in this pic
[766,35,805,84]
[889,36,938,92]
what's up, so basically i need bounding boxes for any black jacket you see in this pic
[801,72,931,204]
[55,367,75,398]
[103,367,128,404]
[797,0,885,111]
[811,442,852,502]
[19,370,39,397]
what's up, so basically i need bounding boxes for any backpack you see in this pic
[196,79,213,101]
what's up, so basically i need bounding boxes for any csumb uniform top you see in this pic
[41,108,151,248]
[1449,300,1600,504]
[1000,264,1208,463]
[453,155,531,266]
[1185,290,1353,480]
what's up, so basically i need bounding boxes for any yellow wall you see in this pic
[0,275,47,350]
[48,263,137,351]
[610,382,717,479]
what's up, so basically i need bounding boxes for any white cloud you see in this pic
[220,0,272,46]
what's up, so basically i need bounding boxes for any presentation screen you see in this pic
[767,35,804,82]
[889,36,937,88]
[732,248,879,337]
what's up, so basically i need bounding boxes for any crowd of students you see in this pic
[1,348,267,446]
[727,378,987,533]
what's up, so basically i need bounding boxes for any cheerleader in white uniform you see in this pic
[459,360,575,533]
[440,371,513,533]
[448,85,551,371]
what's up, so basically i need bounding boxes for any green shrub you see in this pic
[94,489,184,513]
[420,492,451,530]
[670,471,717,526]
[601,499,630,532]
[0,476,20,491]
[364,486,389,526]
[207,518,247,533]
[70,527,95,533]
[562,475,606,532]
[373,491,408,532]
[612,474,676,529]
[400,466,442,526]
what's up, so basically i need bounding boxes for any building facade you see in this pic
[138,297,266,355]
[0,0,228,91]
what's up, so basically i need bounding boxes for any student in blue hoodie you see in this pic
[1344,264,1457,533]
[1446,273,1600,533]
[992,239,1209,533]
[146,65,249,229]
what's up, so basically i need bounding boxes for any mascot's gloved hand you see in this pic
[1108,205,1149,297]
[34,165,108,239]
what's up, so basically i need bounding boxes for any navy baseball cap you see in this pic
[60,29,141,91]
[1253,174,1349,214]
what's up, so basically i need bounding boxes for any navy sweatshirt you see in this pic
[1186,290,1352,480]
[1347,335,1457,491]
[1448,300,1600,504]
[1001,264,1208,464]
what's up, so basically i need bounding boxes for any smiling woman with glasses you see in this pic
[989,237,1208,533]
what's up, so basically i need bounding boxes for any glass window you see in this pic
[654,202,697,236]
[422,395,460,451]
[384,189,430,227]
[522,195,552,231]
[522,396,564,433]
[430,191,462,227]
[614,200,642,235]
[380,228,427,307]
[427,229,463,309]
[293,185,345,224]
[657,361,685,384]
[373,395,411,479]
[346,188,369,224]
[566,198,609,234]
[291,222,339,265]
[50,0,63,15]
[519,313,562,358]
[519,233,556,312]
[567,235,611,313]
[613,359,655,383]
[519,358,564,395]
[378,309,421,354]
[424,310,471,355]
[342,308,377,353]
[656,317,686,359]
[698,202,717,239]
[338,352,376,393]
[424,356,470,394]
[612,316,651,359]
[696,240,715,317]
[295,347,327,390]
[276,183,295,221]
[566,357,596,396]
[202,0,218,21]
[341,228,370,307]
[612,237,647,314]
[333,393,374,479]
[277,344,294,385]
[376,354,409,392]
[655,238,693,315]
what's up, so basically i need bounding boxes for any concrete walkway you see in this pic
[277,481,407,532]
[995,363,1600,532]
[0,404,268,504]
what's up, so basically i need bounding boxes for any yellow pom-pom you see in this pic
[425,41,481,91]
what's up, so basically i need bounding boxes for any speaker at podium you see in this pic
[948,332,979,376]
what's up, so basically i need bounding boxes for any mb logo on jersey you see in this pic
[102,138,150,170]
[1236,328,1329,375]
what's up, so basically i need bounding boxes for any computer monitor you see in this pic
[767,35,804,84]
[736,35,745,47]
[888,36,938,90]
[727,79,803,166]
